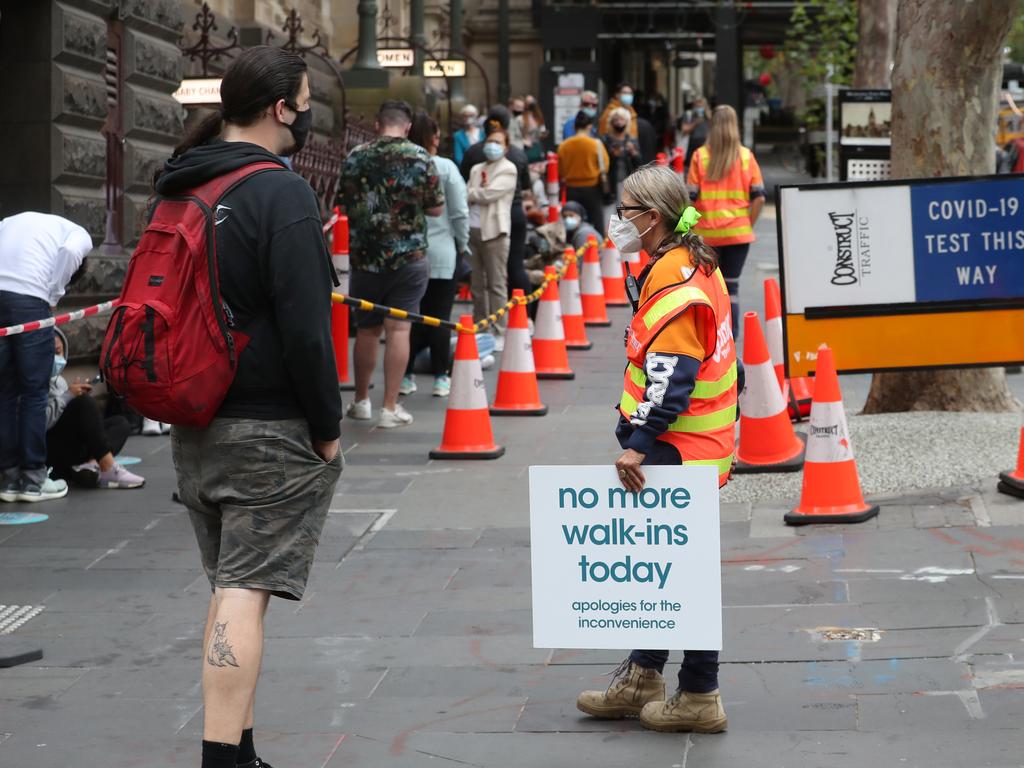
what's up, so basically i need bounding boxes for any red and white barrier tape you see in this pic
[0,300,119,338]
[323,212,339,234]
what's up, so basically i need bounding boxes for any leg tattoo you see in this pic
[206,621,240,668]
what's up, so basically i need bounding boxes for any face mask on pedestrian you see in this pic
[611,121,627,132]
[608,210,653,253]
[620,93,634,107]
[694,107,705,118]
[281,102,312,155]
[564,215,580,231]
[483,142,505,161]
[582,106,597,118]
[52,355,66,378]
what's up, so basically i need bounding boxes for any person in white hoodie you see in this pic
[466,125,518,344]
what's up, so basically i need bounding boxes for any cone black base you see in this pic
[491,405,548,416]
[785,504,880,526]
[583,319,613,327]
[0,637,43,668]
[998,473,1024,499]
[536,371,575,380]
[605,300,629,307]
[734,433,807,474]
[566,341,593,350]
[430,446,506,460]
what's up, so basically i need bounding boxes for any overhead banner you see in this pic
[529,465,721,650]
[778,175,1024,377]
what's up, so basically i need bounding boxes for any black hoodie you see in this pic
[156,140,341,441]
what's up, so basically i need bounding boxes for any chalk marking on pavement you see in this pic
[394,468,464,477]
[678,733,695,768]
[367,667,390,699]
[920,690,986,720]
[343,442,359,455]
[142,517,162,532]
[85,539,130,570]
[319,734,347,768]
[991,574,1024,579]
[834,569,904,574]
[348,508,397,554]
[175,702,204,734]
[961,494,992,527]
[953,596,1001,663]
[148,440,170,455]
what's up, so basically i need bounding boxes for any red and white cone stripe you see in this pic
[738,360,788,419]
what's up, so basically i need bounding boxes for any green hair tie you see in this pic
[674,206,701,235]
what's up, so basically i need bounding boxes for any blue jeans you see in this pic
[617,420,721,693]
[0,291,54,485]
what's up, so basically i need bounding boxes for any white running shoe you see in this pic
[97,463,145,489]
[481,354,496,370]
[142,417,162,436]
[399,375,417,395]
[160,422,171,434]
[432,375,451,397]
[346,399,372,420]
[17,471,68,503]
[378,403,414,429]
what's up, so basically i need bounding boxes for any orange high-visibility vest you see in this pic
[689,145,759,246]
[620,266,738,487]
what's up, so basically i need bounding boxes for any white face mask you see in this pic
[607,210,653,253]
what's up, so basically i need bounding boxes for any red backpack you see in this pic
[101,162,283,427]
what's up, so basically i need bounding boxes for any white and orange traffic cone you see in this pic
[430,316,505,460]
[559,248,592,350]
[331,209,349,273]
[785,345,879,525]
[491,290,547,416]
[330,301,355,391]
[998,426,1024,499]
[533,266,575,380]
[580,236,611,327]
[600,239,630,307]
[546,151,560,198]
[734,311,806,473]
[764,277,813,421]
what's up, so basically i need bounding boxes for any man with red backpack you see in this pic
[114,47,342,768]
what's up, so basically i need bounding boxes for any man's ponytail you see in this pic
[173,111,224,158]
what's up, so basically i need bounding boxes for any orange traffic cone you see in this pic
[998,427,1024,499]
[580,236,611,327]
[430,316,505,460]
[455,282,472,304]
[600,240,629,306]
[547,203,560,223]
[785,346,879,525]
[491,290,547,416]
[734,311,806,473]
[330,209,349,273]
[764,277,813,421]
[330,301,355,391]
[559,248,592,350]
[533,266,575,380]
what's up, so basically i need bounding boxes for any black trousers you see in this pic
[507,203,531,298]
[46,395,131,477]
[715,243,750,340]
[407,277,457,377]
[566,185,606,237]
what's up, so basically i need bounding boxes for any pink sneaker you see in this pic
[97,463,145,489]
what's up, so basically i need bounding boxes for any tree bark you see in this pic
[863,0,1022,414]
[852,0,897,88]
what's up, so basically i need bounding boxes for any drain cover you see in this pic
[0,605,44,635]
[815,627,882,642]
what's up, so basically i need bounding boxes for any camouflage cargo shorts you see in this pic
[171,418,343,600]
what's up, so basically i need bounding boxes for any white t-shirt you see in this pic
[0,212,93,306]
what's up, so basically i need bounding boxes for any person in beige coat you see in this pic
[467,126,518,344]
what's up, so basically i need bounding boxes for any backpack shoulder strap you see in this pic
[189,161,285,208]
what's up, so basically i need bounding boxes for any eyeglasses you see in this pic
[615,205,648,219]
[581,102,597,108]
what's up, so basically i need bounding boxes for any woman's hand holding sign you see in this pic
[615,448,646,492]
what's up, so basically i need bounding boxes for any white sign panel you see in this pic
[424,60,467,78]
[530,465,721,650]
[172,78,222,105]
[780,184,916,313]
[378,48,414,68]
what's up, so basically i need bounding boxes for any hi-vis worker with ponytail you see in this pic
[687,104,766,339]
[574,163,743,735]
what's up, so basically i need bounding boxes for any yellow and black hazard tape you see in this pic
[331,245,588,334]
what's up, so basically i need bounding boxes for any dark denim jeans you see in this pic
[617,425,721,694]
[0,291,54,485]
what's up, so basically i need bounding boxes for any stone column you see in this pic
[449,0,464,99]
[498,0,510,103]
[349,0,389,87]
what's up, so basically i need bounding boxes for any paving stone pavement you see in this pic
[3,214,1024,767]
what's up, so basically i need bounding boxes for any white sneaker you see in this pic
[142,417,162,436]
[432,375,451,397]
[346,399,372,420]
[481,354,496,370]
[17,471,68,503]
[159,422,171,434]
[399,375,417,395]
[493,335,505,352]
[378,403,414,429]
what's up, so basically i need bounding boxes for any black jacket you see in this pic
[155,140,342,441]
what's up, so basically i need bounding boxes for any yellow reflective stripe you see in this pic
[740,147,751,171]
[669,404,736,432]
[694,224,753,238]
[700,190,747,200]
[620,391,639,414]
[684,455,734,476]
[627,362,645,388]
[691,364,737,399]
[642,287,711,330]
[699,207,749,220]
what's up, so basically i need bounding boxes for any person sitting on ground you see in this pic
[561,200,601,252]
[46,328,143,489]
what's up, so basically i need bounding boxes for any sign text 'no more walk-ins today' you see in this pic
[529,465,722,650]
[778,175,1024,377]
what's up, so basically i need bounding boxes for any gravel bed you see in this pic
[722,411,1022,504]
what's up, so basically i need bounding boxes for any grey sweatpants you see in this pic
[468,228,509,333]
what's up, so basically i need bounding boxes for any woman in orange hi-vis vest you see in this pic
[687,105,766,339]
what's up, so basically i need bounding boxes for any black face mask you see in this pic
[282,103,312,155]
[512,109,523,117]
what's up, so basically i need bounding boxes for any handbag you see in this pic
[596,139,614,205]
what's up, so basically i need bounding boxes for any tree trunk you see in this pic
[863,0,1022,414]
[852,0,897,88]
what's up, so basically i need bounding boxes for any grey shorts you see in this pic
[350,257,430,328]
[171,418,343,600]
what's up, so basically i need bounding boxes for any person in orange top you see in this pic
[557,111,612,235]
[687,105,765,338]
[575,164,743,735]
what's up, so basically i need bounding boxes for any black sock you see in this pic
[201,740,238,768]
[237,728,257,764]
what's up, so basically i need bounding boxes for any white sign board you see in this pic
[378,48,414,68]
[424,60,466,78]
[172,78,222,105]
[529,465,721,650]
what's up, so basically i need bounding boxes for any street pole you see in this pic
[498,0,510,104]
[450,0,464,100]
[354,0,382,71]
[825,63,834,182]
[411,0,425,69]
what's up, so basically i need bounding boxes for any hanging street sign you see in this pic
[378,48,415,68]
[424,60,467,78]
[172,78,222,105]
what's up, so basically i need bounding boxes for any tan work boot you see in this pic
[576,659,665,719]
[640,688,728,733]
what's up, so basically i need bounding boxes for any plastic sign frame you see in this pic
[377,48,414,68]
[423,59,466,78]
[777,174,1024,378]
[172,78,222,105]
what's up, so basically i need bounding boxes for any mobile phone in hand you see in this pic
[89,374,102,384]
